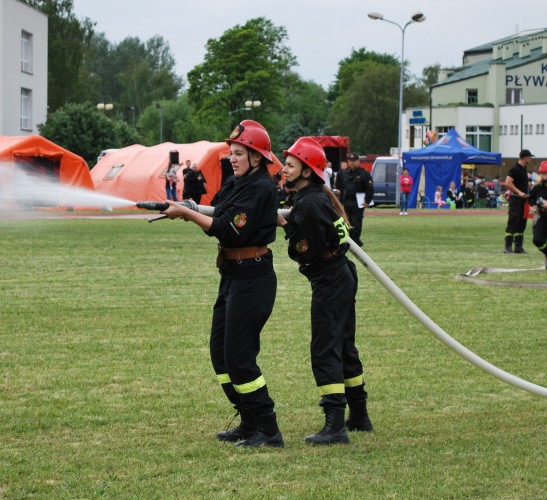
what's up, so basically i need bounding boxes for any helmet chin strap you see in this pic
[285,167,311,189]
[241,152,260,177]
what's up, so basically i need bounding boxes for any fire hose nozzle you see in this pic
[136,201,170,211]
[136,200,199,212]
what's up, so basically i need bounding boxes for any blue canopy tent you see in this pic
[402,128,502,208]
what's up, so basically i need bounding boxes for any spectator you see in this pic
[183,163,207,204]
[399,167,413,215]
[335,153,374,246]
[324,161,333,189]
[463,182,475,208]
[475,181,489,208]
[165,161,179,201]
[434,186,447,208]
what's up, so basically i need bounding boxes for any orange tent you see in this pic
[91,141,282,206]
[0,135,93,189]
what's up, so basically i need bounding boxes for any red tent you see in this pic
[91,141,282,206]
[0,135,93,189]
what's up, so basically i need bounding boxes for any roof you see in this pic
[402,128,501,165]
[434,30,547,87]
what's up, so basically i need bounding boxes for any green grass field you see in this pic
[1,211,545,498]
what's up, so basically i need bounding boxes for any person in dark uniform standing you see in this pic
[528,160,547,268]
[335,152,374,246]
[504,149,533,253]
[183,163,207,204]
[278,137,373,445]
[163,120,283,448]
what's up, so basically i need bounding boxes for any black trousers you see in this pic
[308,260,365,408]
[344,203,365,243]
[505,198,528,236]
[210,270,277,413]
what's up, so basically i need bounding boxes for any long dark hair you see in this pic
[307,167,350,227]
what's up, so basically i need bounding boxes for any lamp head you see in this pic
[367,12,383,20]
[411,12,426,22]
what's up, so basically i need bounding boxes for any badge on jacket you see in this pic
[233,213,247,228]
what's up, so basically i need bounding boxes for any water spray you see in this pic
[0,162,134,213]
[138,201,547,398]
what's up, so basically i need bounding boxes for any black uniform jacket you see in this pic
[529,181,547,217]
[283,184,349,278]
[336,168,374,206]
[207,170,278,277]
[507,162,529,202]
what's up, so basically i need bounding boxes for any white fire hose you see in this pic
[176,203,547,398]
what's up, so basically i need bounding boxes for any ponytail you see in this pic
[323,185,351,227]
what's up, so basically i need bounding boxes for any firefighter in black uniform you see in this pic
[335,152,374,246]
[528,160,547,269]
[163,120,283,448]
[504,149,533,253]
[278,137,373,445]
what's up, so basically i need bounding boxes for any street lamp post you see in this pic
[228,100,261,131]
[156,103,163,143]
[368,11,426,208]
[96,102,113,112]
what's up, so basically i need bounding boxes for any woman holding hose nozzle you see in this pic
[162,120,283,448]
[277,137,373,445]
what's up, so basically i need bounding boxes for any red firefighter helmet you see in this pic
[283,137,326,183]
[539,161,547,173]
[226,119,274,163]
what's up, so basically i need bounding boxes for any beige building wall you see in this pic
[0,0,48,135]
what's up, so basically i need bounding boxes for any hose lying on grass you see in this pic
[456,266,547,288]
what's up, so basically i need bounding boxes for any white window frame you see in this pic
[21,31,33,74]
[20,88,32,130]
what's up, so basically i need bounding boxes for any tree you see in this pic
[136,96,209,146]
[330,61,400,154]
[187,17,297,141]
[23,0,94,112]
[39,103,140,166]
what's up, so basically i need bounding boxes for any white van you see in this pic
[371,156,399,205]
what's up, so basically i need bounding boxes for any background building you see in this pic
[0,0,48,135]
[404,29,547,175]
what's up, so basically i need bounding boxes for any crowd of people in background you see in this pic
[164,155,208,204]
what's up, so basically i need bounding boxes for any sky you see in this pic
[72,0,547,89]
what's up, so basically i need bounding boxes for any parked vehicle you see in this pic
[371,156,399,205]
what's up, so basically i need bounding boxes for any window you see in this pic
[466,89,478,104]
[21,31,33,73]
[20,88,32,130]
[466,126,492,151]
[506,88,522,104]
[435,126,454,140]
[105,164,124,179]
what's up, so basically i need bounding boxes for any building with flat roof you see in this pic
[404,29,547,171]
[0,0,48,135]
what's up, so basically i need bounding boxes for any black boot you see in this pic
[217,409,256,442]
[514,235,527,254]
[504,235,514,253]
[235,411,284,448]
[305,407,349,445]
[345,398,374,432]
